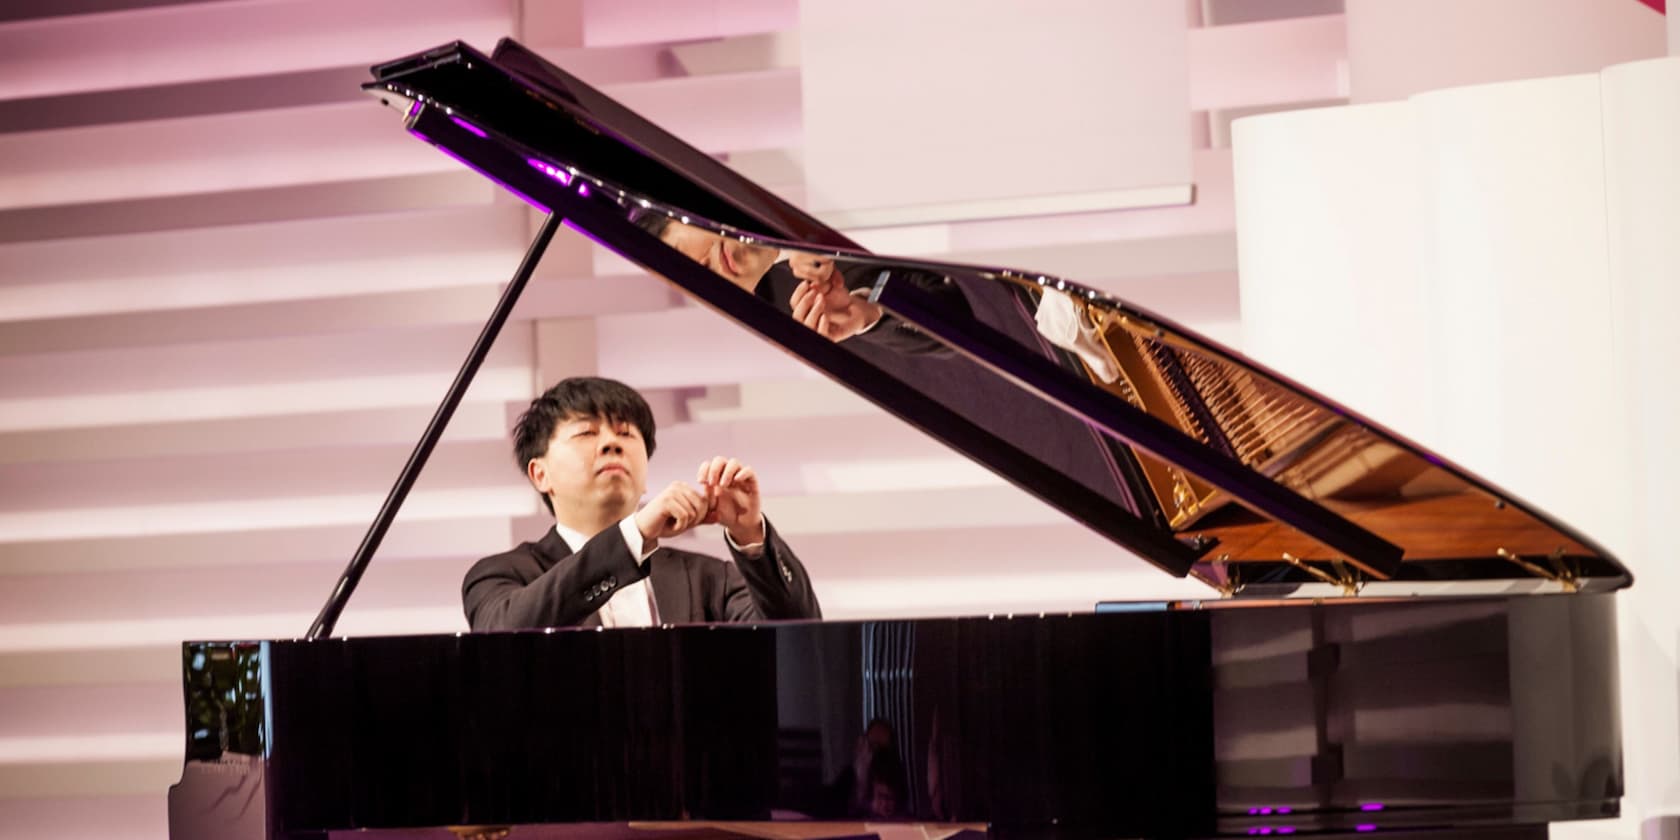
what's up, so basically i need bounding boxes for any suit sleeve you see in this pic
[838,263,972,359]
[462,528,645,631]
[722,517,822,621]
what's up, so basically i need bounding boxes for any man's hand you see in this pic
[787,254,883,342]
[697,456,765,546]
[852,734,875,782]
[634,481,712,545]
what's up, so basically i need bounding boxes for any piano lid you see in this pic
[364,38,1629,598]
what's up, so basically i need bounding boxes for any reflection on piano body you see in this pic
[166,39,1629,840]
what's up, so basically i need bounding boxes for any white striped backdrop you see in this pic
[2,1,1660,837]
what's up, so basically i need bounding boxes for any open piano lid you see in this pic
[365,38,1629,599]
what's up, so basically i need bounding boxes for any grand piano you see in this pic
[167,39,1629,840]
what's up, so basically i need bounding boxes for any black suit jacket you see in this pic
[462,518,820,630]
[757,262,972,358]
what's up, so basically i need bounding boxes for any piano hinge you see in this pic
[1282,553,1362,596]
[1191,554,1244,597]
[1496,547,1580,592]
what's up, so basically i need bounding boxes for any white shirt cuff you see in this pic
[618,515,657,565]
[722,515,767,559]
[849,287,886,335]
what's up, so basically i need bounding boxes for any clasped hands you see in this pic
[787,253,885,342]
[634,456,765,547]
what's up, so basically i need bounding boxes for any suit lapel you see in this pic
[531,527,573,572]
[534,525,703,626]
[647,549,694,624]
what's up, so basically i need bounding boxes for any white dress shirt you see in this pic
[553,515,769,628]
[554,517,658,628]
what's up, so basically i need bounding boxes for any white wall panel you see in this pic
[1411,75,1623,543]
[579,0,797,48]
[1602,55,1680,831]
[1188,14,1347,110]
[1232,100,1432,444]
[1345,0,1666,103]
[0,103,458,210]
[0,204,526,299]
[0,0,513,99]
[800,0,1191,221]
[603,69,803,153]
[1234,56,1680,838]
[0,797,162,840]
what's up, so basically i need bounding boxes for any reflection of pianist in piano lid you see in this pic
[623,206,971,360]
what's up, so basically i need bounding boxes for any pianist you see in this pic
[461,376,821,629]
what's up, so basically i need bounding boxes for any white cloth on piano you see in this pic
[1035,288,1121,383]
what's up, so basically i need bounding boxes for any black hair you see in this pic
[513,377,657,514]
[629,206,673,239]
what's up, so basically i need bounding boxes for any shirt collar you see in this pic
[552,520,594,551]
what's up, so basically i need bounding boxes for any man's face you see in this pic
[868,781,900,818]
[865,722,894,751]
[659,221,779,291]
[530,413,649,522]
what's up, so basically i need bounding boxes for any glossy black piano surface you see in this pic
[168,38,1628,840]
[172,596,1617,839]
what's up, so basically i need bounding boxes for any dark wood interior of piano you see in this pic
[1053,285,1606,591]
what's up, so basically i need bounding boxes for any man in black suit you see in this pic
[462,377,820,630]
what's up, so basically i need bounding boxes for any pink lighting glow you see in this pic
[451,115,489,138]
[527,157,574,186]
